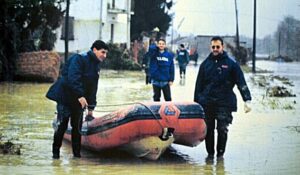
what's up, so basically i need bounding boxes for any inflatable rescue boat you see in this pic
[53,101,206,160]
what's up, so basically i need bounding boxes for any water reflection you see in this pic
[204,157,227,175]
[179,78,186,86]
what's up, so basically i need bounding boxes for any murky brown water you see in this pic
[1,61,299,174]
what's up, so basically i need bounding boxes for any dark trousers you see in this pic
[204,107,233,156]
[179,65,187,76]
[153,84,172,102]
[144,68,151,85]
[52,103,83,156]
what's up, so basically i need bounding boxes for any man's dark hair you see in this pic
[180,44,185,48]
[91,40,109,50]
[158,38,166,43]
[211,36,224,45]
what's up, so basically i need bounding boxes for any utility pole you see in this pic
[234,0,240,50]
[172,17,185,51]
[64,0,70,63]
[252,0,256,73]
[171,17,184,51]
[278,30,281,56]
[127,0,131,49]
[234,0,242,64]
[177,17,185,31]
[99,0,103,40]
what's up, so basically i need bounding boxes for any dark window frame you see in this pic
[60,16,75,40]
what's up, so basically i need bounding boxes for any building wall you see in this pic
[54,20,101,53]
[16,51,61,82]
[53,0,130,53]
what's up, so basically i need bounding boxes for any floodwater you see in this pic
[0,60,299,174]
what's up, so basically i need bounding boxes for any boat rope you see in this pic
[89,102,165,128]
[87,103,137,112]
[79,108,90,135]
[88,102,137,108]
[90,109,114,112]
[136,102,173,140]
[135,102,164,130]
[83,102,168,138]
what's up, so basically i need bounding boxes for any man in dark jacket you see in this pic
[176,44,189,78]
[46,40,109,159]
[194,36,251,160]
[142,39,157,84]
[149,38,174,101]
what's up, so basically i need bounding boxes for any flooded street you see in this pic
[0,60,299,174]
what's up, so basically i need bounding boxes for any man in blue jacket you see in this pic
[194,36,251,160]
[149,38,174,101]
[46,40,109,159]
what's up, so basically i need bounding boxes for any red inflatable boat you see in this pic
[54,101,206,160]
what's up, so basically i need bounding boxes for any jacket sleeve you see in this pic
[149,53,159,80]
[169,54,175,81]
[194,63,205,103]
[67,55,85,99]
[87,82,98,111]
[45,77,64,102]
[233,63,252,101]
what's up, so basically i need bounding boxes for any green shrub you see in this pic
[103,43,142,71]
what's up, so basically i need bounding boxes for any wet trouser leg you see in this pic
[179,66,183,77]
[52,104,71,157]
[162,84,172,101]
[146,75,150,84]
[145,68,150,85]
[182,65,186,76]
[52,104,83,157]
[153,85,162,102]
[216,120,228,157]
[204,108,232,156]
[70,107,83,157]
[205,114,216,155]
[216,111,232,157]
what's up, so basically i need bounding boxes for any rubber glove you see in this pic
[244,101,252,113]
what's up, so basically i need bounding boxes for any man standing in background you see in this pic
[149,38,175,101]
[176,44,189,79]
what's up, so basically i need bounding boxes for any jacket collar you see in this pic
[87,50,101,63]
[208,51,228,61]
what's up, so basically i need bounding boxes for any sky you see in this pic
[172,0,300,39]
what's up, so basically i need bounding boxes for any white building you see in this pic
[54,0,132,53]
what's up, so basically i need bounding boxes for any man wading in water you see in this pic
[46,40,109,159]
[194,36,252,160]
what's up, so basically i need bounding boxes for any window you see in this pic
[60,16,74,40]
